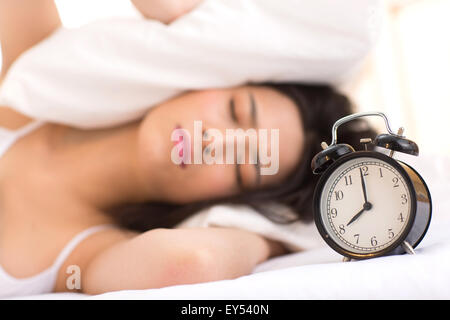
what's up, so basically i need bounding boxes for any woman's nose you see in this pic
[201,128,222,155]
[201,127,250,162]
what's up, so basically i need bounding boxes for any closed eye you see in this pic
[236,163,244,191]
[229,98,238,123]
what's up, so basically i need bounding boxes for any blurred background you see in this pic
[1,0,449,156]
[341,0,450,157]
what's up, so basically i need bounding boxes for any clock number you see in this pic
[379,168,383,178]
[338,224,346,235]
[370,236,378,247]
[398,212,405,223]
[335,190,344,201]
[353,234,360,244]
[401,194,408,205]
[392,177,399,188]
[344,175,353,186]
[388,228,394,239]
[330,208,338,218]
[361,166,369,176]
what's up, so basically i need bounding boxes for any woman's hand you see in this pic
[131,0,203,24]
[266,238,289,258]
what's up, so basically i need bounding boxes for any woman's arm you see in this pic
[82,227,284,295]
[131,0,203,24]
[0,0,61,77]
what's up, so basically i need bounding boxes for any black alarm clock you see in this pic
[311,112,432,261]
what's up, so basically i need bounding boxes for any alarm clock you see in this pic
[311,112,432,261]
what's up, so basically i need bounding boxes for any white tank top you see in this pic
[0,120,45,157]
[0,121,114,298]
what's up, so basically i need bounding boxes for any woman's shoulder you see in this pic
[0,217,138,292]
[0,105,35,130]
[0,70,28,128]
[0,73,36,130]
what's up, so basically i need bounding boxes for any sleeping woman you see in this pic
[0,0,375,297]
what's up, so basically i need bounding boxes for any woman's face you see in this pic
[137,85,304,203]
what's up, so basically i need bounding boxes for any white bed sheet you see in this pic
[11,153,449,300]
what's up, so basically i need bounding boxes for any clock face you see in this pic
[316,154,415,258]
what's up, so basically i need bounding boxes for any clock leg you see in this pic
[342,256,352,262]
[401,241,416,255]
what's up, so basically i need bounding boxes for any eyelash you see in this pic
[229,97,246,189]
[235,163,244,190]
[230,98,238,123]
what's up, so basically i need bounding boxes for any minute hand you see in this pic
[360,167,368,203]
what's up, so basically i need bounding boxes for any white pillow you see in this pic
[0,0,381,128]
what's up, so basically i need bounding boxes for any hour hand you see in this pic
[347,207,365,226]
[346,202,372,226]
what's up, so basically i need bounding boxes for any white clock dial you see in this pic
[319,157,413,255]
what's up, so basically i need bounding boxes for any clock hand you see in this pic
[346,207,365,226]
[346,202,373,227]
[360,167,368,204]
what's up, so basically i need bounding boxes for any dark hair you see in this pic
[107,82,378,232]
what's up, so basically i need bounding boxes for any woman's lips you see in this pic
[174,124,186,168]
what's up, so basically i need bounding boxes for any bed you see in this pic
[14,153,450,300]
